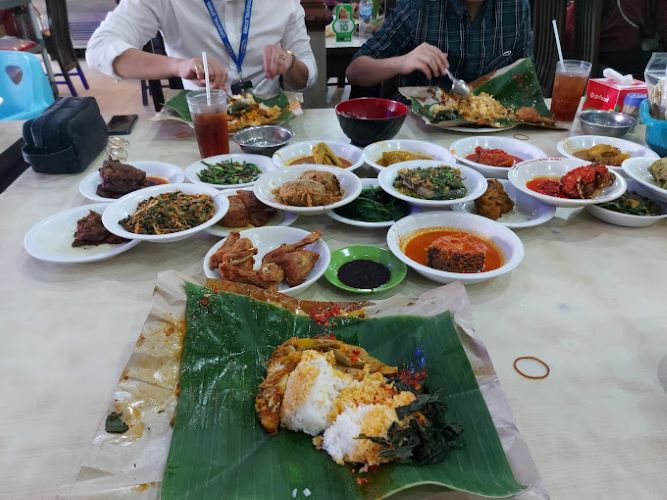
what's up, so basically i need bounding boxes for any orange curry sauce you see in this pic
[526,176,567,198]
[402,228,503,273]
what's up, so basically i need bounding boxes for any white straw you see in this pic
[202,51,211,105]
[552,19,564,66]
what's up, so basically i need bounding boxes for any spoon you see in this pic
[445,69,471,97]
[253,77,280,100]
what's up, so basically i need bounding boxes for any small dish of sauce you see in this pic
[337,259,391,289]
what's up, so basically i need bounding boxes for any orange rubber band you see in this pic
[513,356,550,379]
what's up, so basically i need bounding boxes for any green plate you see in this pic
[324,245,407,294]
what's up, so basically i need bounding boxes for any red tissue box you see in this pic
[583,78,648,112]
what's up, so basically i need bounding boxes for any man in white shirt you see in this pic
[86,0,317,95]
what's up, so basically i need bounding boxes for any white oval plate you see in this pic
[203,226,330,296]
[450,136,548,178]
[24,203,140,263]
[204,188,299,237]
[452,179,556,229]
[253,164,363,215]
[362,139,454,172]
[621,157,667,202]
[272,140,364,171]
[585,179,667,227]
[556,135,659,171]
[508,157,627,207]
[102,183,229,243]
[325,178,419,228]
[79,160,185,203]
[386,211,524,285]
[184,153,276,189]
[377,160,487,208]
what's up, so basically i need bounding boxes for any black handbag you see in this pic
[22,97,108,174]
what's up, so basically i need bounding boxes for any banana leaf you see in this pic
[161,283,522,499]
[163,89,294,127]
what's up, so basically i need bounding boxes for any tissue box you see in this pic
[583,78,648,112]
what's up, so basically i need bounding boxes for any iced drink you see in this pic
[186,89,230,158]
[550,60,592,122]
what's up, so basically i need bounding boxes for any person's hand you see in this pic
[263,44,295,79]
[397,43,449,80]
[176,56,228,89]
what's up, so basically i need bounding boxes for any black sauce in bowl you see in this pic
[337,260,391,289]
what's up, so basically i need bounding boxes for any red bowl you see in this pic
[335,98,408,146]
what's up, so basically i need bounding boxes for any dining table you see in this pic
[0,109,666,500]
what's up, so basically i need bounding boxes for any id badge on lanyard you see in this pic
[203,0,253,93]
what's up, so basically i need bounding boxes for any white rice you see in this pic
[280,350,351,436]
[321,404,372,463]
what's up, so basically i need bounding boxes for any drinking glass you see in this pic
[550,60,592,122]
[186,89,229,158]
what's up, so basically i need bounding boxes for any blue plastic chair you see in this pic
[0,50,55,121]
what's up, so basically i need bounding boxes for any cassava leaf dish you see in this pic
[161,283,522,499]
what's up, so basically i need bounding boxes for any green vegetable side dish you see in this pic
[598,191,663,216]
[333,186,410,222]
[197,160,261,185]
[393,166,467,200]
[105,411,128,433]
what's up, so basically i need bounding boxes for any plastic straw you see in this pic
[551,19,564,66]
[202,51,211,105]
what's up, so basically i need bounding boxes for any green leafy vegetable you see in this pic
[598,191,663,216]
[105,411,128,433]
[198,160,261,185]
[394,166,467,200]
[333,186,410,222]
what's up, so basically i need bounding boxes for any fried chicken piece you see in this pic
[220,195,253,228]
[209,232,256,270]
[219,261,284,291]
[266,250,319,286]
[236,190,276,226]
[515,106,556,126]
[427,233,486,273]
[299,170,342,196]
[263,231,321,263]
[560,163,614,199]
[474,179,514,220]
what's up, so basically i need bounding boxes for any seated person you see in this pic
[86,0,317,95]
[346,0,531,91]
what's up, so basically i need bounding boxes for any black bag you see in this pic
[22,97,108,174]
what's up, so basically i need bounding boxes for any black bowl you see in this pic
[335,98,408,147]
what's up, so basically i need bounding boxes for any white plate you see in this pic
[272,141,364,171]
[450,136,548,178]
[362,139,454,172]
[585,179,667,227]
[387,211,524,285]
[78,160,185,203]
[377,160,487,208]
[325,178,419,228]
[508,158,627,207]
[184,153,276,189]
[418,113,517,133]
[253,164,363,215]
[204,188,299,237]
[24,203,140,263]
[556,135,659,171]
[452,179,556,229]
[203,226,330,296]
[102,183,229,243]
[621,157,667,202]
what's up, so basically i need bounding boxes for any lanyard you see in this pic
[203,0,253,76]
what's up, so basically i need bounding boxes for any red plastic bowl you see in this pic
[335,98,408,146]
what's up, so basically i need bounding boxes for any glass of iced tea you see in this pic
[186,89,230,158]
[550,60,592,122]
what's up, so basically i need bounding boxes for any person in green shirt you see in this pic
[346,0,532,89]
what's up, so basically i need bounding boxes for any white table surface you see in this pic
[1,112,666,499]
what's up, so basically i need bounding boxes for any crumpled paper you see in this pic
[58,271,549,500]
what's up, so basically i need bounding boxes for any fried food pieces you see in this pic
[220,190,277,228]
[474,179,514,220]
[273,171,343,207]
[376,151,432,167]
[560,163,614,199]
[573,144,630,166]
[209,231,322,290]
[515,106,556,126]
[312,142,345,167]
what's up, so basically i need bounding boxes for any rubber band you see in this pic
[512,133,530,141]
[513,356,550,379]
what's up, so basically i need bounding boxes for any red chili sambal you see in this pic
[465,146,522,167]
[526,176,567,198]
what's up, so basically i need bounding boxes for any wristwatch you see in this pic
[284,49,296,71]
